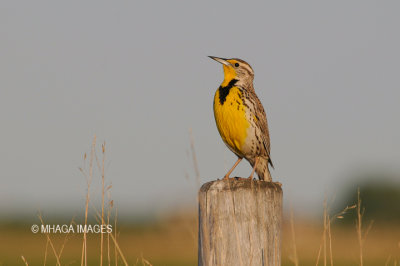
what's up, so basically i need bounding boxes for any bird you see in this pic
[209,56,273,181]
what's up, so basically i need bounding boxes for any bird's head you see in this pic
[209,56,254,87]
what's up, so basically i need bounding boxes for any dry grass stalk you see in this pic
[315,198,328,266]
[356,188,363,266]
[107,188,113,266]
[100,142,106,266]
[385,255,392,266]
[356,188,373,266]
[44,238,49,266]
[315,197,357,266]
[21,255,29,266]
[323,199,327,266]
[38,214,61,266]
[189,128,200,188]
[327,214,333,266]
[315,233,323,266]
[39,184,75,265]
[57,217,76,261]
[114,207,118,266]
[88,194,128,266]
[141,254,153,266]
[108,223,128,266]
[80,135,96,266]
[33,137,128,265]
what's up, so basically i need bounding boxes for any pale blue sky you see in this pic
[1,1,399,219]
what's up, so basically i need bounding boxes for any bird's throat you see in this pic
[221,65,237,87]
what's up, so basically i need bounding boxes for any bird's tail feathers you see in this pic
[254,157,272,181]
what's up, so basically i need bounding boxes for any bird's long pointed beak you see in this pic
[208,56,231,66]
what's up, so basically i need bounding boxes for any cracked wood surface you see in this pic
[198,179,282,266]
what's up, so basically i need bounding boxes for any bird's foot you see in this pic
[247,175,255,181]
[223,175,230,180]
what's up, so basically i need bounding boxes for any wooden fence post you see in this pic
[198,179,282,266]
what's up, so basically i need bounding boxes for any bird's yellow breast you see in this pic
[213,86,249,156]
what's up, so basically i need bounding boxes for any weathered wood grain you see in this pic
[198,179,282,266]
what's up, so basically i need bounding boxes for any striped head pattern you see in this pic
[209,56,254,90]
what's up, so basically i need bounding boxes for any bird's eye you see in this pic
[234,63,239,67]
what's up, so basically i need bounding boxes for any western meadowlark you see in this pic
[210,56,274,181]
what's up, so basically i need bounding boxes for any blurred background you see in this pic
[1,1,399,265]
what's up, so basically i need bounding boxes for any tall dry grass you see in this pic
[356,188,374,266]
[20,136,131,266]
[314,197,357,266]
